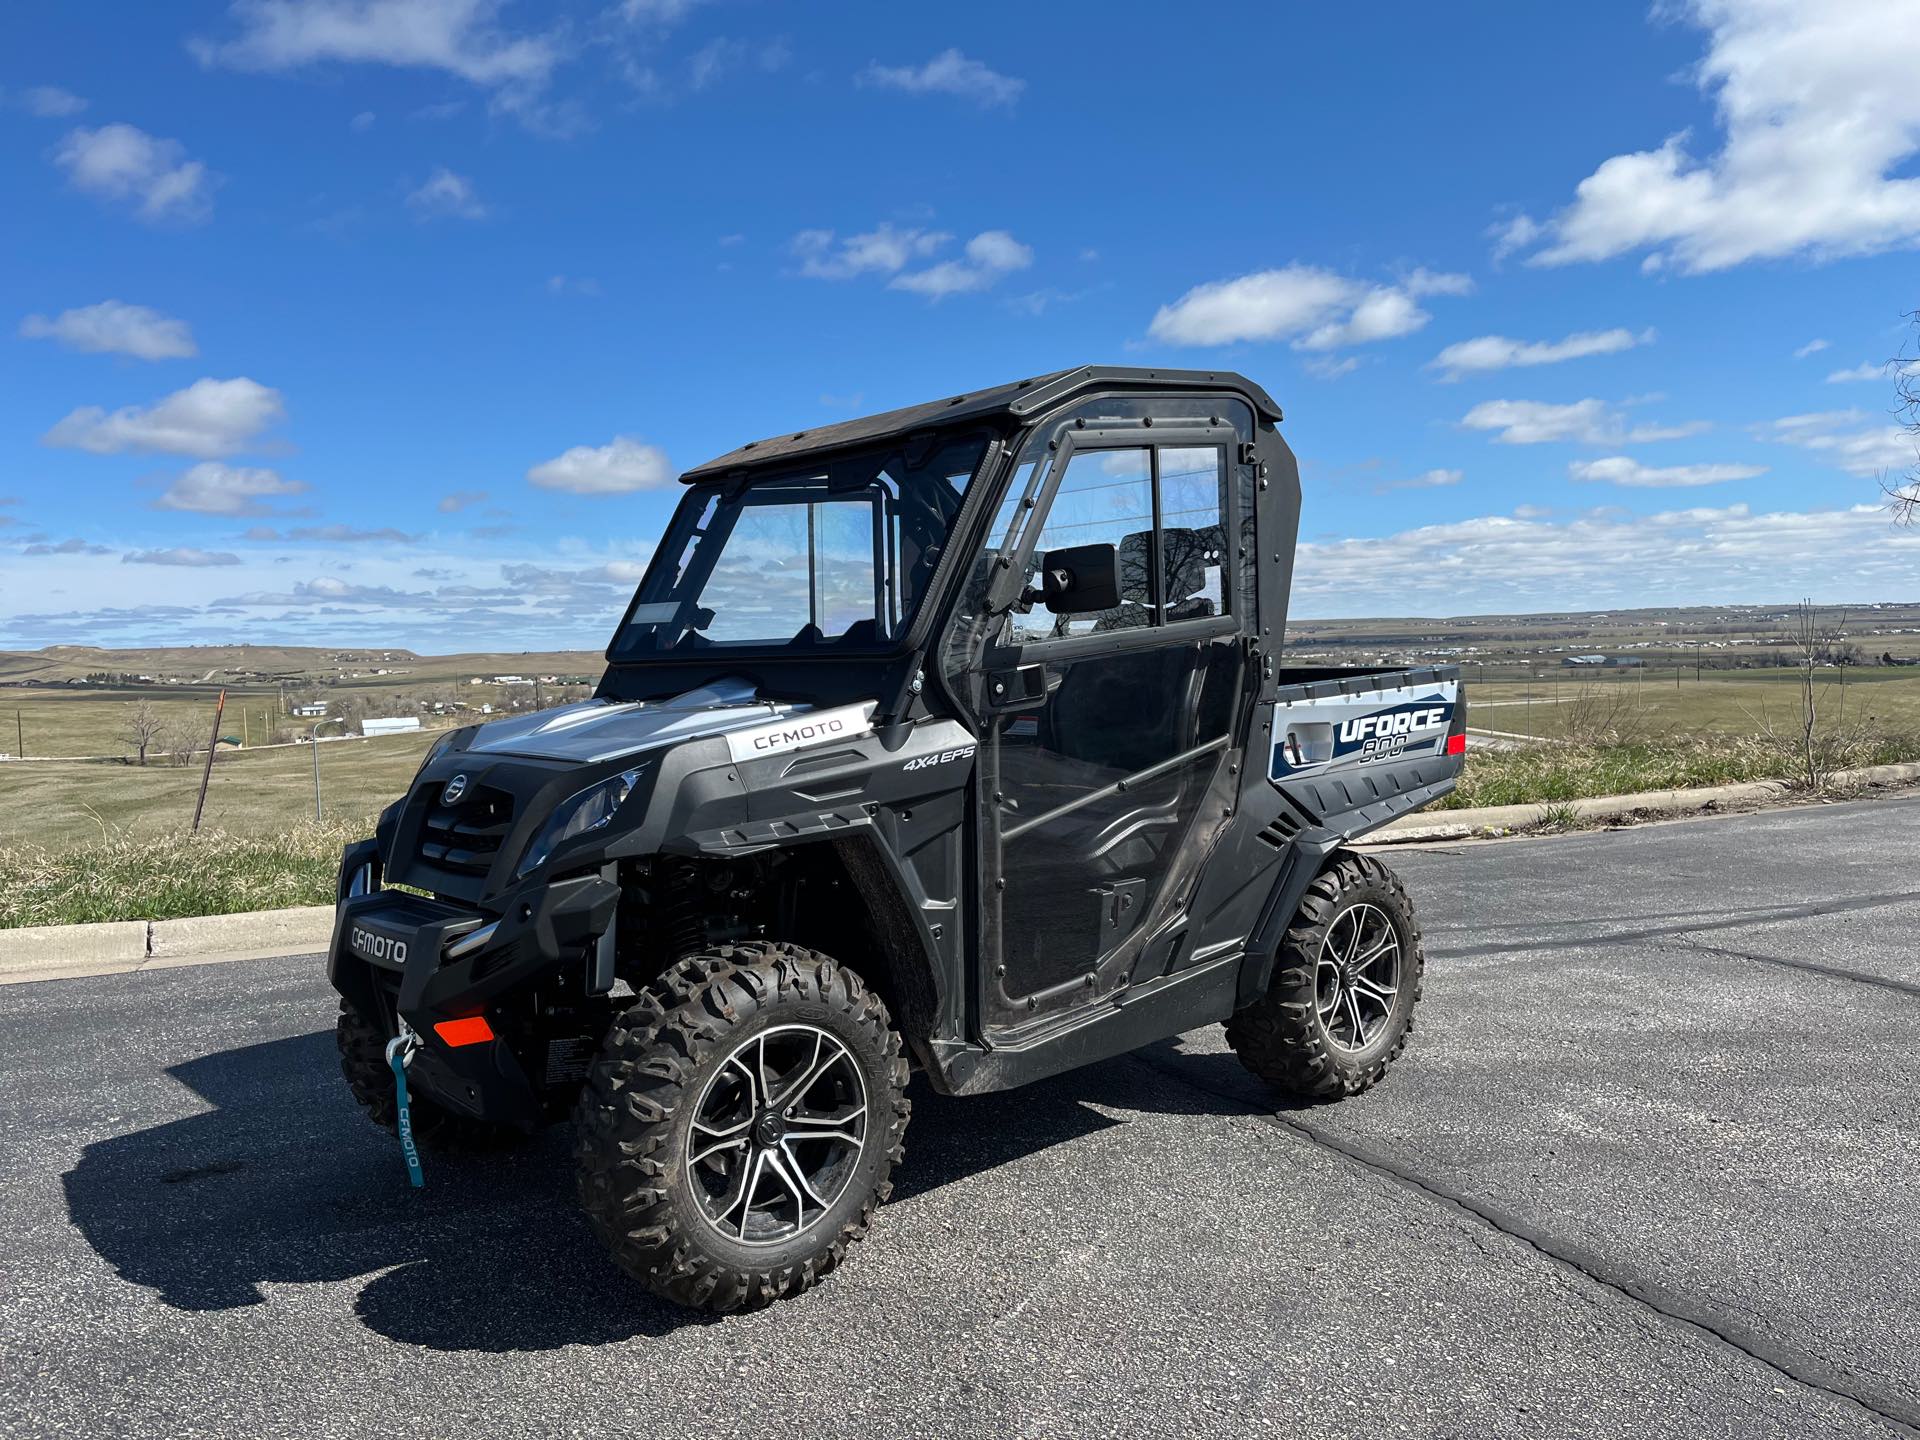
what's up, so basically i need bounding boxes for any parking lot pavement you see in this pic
[1,797,1916,1440]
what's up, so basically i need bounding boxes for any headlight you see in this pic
[516,768,643,878]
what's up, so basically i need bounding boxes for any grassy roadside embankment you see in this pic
[1437,730,1920,809]
[0,822,359,929]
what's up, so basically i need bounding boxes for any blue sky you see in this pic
[2,0,1917,652]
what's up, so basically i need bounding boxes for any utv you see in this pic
[328,366,1465,1311]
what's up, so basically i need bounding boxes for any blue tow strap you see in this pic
[385,1032,426,1189]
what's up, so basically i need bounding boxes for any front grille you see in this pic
[417,783,515,875]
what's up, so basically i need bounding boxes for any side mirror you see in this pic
[1034,542,1121,615]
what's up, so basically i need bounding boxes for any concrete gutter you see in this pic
[1366,759,1920,845]
[2,760,1917,984]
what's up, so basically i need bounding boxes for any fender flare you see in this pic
[1233,834,1345,1009]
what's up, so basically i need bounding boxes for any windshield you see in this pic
[611,432,991,656]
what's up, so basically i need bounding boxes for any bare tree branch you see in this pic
[1890,308,1920,525]
[121,701,163,767]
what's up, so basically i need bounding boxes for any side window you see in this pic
[1007,448,1154,642]
[1005,443,1228,645]
[1157,447,1227,620]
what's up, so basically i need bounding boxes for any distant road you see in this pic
[3,796,1917,1438]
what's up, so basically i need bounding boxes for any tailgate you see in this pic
[1266,666,1464,838]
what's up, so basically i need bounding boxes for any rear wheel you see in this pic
[335,998,525,1153]
[1225,851,1423,1099]
[572,942,910,1312]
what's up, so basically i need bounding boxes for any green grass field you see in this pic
[1465,667,1920,741]
[0,686,287,759]
[0,729,437,848]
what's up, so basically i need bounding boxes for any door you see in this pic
[971,427,1246,1036]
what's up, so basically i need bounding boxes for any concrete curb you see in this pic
[0,905,332,985]
[1366,759,1920,845]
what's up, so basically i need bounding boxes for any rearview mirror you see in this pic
[1034,542,1121,615]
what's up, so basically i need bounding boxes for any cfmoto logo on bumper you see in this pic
[349,927,408,965]
[442,773,469,805]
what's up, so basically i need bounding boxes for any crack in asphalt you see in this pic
[1128,1052,1920,1439]
[1662,935,1920,1001]
[1430,889,1920,962]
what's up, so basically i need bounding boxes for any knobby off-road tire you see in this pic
[335,998,527,1153]
[1225,850,1424,1100]
[572,941,911,1313]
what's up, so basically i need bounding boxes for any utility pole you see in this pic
[190,689,228,834]
[311,718,346,819]
[14,709,21,760]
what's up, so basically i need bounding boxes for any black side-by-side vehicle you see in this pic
[327,366,1465,1310]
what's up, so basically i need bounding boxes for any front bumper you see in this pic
[327,839,620,1130]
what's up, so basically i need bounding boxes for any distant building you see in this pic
[362,716,422,737]
[1562,655,1643,669]
[292,702,329,717]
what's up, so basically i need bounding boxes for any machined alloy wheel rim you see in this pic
[686,1023,869,1247]
[1315,902,1402,1054]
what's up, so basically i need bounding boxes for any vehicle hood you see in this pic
[462,677,817,764]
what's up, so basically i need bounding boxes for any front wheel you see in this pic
[572,942,911,1312]
[1225,851,1424,1100]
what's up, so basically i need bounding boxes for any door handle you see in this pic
[986,664,1055,712]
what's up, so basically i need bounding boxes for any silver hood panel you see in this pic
[462,678,814,764]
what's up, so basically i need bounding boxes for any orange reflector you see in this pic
[1446,732,1467,756]
[434,1015,495,1047]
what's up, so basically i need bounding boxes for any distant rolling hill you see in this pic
[0,645,606,688]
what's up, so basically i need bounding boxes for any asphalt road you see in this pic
[2,796,1916,1439]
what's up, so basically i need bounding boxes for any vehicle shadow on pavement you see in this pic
[61,1029,1241,1351]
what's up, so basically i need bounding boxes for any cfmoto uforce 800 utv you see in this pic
[328,367,1466,1311]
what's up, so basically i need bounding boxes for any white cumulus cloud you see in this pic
[1290,502,1919,616]
[528,436,673,495]
[154,461,308,516]
[891,230,1034,298]
[192,0,559,87]
[1460,398,1708,446]
[19,300,197,360]
[1758,410,1917,476]
[44,378,285,458]
[1568,456,1766,488]
[1824,360,1916,384]
[1510,0,1920,272]
[407,167,486,219]
[859,49,1023,108]
[1148,264,1471,350]
[53,123,214,225]
[1430,327,1652,380]
[17,85,87,117]
[792,224,949,280]
[122,546,243,567]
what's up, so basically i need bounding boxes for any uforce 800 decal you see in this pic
[1340,703,1449,758]
[1269,683,1459,779]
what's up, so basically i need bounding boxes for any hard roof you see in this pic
[680,364,1282,481]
